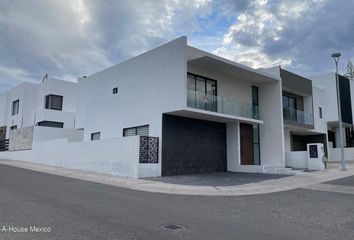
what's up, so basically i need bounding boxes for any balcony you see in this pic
[187,90,258,119]
[283,107,313,126]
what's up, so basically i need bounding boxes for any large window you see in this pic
[45,95,63,110]
[12,99,19,115]
[37,121,64,128]
[123,125,149,137]
[282,94,297,121]
[187,73,217,112]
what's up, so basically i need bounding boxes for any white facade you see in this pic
[74,36,286,176]
[4,37,353,178]
[0,78,77,139]
[0,37,290,177]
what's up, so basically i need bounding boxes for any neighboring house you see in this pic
[309,73,354,161]
[263,67,328,168]
[0,78,77,139]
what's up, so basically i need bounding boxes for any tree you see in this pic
[345,60,354,79]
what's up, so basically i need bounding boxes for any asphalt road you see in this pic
[0,164,353,240]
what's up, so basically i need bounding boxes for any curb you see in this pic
[0,159,353,196]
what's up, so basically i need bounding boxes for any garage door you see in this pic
[162,114,226,176]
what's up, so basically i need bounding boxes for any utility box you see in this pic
[307,143,325,170]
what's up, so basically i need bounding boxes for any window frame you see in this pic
[37,121,64,128]
[45,94,63,111]
[187,72,217,96]
[91,132,101,141]
[12,99,19,116]
[123,125,149,137]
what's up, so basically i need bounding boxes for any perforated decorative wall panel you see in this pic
[139,136,159,163]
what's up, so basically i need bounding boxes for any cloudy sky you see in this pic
[0,0,353,92]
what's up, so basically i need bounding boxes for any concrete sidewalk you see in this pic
[0,159,353,196]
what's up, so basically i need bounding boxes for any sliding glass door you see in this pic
[187,73,217,112]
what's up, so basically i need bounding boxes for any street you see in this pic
[0,164,353,240]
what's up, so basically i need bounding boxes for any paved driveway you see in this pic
[147,172,288,186]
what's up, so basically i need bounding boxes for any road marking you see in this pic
[304,183,354,195]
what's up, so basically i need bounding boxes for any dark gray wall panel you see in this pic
[339,75,353,124]
[281,69,312,96]
[162,114,226,176]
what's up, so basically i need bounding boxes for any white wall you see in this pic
[75,37,188,177]
[2,78,78,138]
[33,126,83,142]
[36,78,77,112]
[284,128,291,151]
[328,147,354,162]
[187,64,253,105]
[76,37,187,142]
[258,80,285,166]
[35,78,77,129]
[5,82,38,137]
[0,92,8,126]
[0,136,141,178]
[312,86,328,133]
[310,73,338,122]
[227,122,240,171]
[285,151,308,168]
[35,109,76,129]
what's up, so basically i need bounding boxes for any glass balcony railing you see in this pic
[187,90,259,119]
[283,107,314,125]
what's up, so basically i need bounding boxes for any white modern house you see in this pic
[0,37,352,178]
[75,36,288,176]
[0,77,79,151]
[309,73,354,161]
[0,78,77,137]
[263,67,329,169]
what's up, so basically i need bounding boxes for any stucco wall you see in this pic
[187,64,253,105]
[5,83,38,138]
[9,126,34,151]
[310,73,338,122]
[0,92,8,126]
[312,86,328,133]
[285,151,308,168]
[35,109,76,129]
[258,81,285,166]
[328,147,354,162]
[33,126,83,142]
[36,78,77,113]
[227,122,240,172]
[75,37,187,143]
[0,136,141,178]
[284,128,291,151]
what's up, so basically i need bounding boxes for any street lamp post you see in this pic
[331,52,346,171]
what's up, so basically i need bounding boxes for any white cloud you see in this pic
[1,0,354,92]
[214,0,344,73]
[0,0,215,91]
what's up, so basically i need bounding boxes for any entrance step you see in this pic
[263,166,304,175]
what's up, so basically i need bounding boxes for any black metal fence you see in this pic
[0,139,9,152]
[139,136,158,163]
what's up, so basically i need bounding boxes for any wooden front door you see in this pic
[240,123,253,165]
